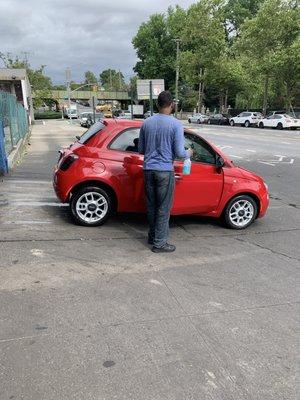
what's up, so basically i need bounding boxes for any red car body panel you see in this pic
[53,119,269,219]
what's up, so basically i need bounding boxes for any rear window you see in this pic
[78,121,105,144]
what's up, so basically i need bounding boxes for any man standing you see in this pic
[138,91,192,253]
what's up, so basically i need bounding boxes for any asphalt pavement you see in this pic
[0,119,299,400]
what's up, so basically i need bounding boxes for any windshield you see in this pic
[78,121,105,144]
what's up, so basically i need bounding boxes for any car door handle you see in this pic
[174,174,182,180]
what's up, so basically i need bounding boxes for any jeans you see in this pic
[144,170,175,248]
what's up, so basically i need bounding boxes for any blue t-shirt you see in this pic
[138,113,189,171]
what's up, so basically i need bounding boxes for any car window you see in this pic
[109,128,140,152]
[244,112,251,116]
[78,121,105,144]
[274,115,282,119]
[184,132,216,165]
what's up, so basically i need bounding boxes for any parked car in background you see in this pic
[258,114,300,130]
[53,119,269,230]
[207,114,229,125]
[85,113,104,128]
[187,113,208,124]
[144,111,157,119]
[79,111,93,127]
[117,110,132,119]
[230,112,263,127]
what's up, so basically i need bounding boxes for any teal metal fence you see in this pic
[0,91,29,154]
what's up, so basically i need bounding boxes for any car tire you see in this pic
[230,120,234,126]
[244,120,250,128]
[70,186,112,227]
[277,123,283,130]
[207,119,211,124]
[259,122,264,129]
[188,119,191,123]
[223,195,258,230]
[197,119,201,124]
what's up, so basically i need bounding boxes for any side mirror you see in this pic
[216,155,225,172]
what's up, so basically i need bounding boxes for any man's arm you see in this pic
[138,124,145,155]
[173,123,191,159]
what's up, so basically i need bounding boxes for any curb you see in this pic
[7,128,32,171]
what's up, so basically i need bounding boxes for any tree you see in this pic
[0,52,53,108]
[99,69,126,90]
[235,0,300,113]
[84,71,98,85]
[132,12,178,89]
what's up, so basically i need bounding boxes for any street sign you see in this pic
[137,79,165,100]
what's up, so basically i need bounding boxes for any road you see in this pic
[0,119,299,400]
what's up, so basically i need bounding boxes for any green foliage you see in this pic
[34,111,62,119]
[0,53,53,108]
[99,69,126,90]
[84,71,98,85]
[132,0,300,111]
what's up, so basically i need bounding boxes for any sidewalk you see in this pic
[0,120,298,400]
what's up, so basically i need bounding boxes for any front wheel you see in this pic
[277,122,283,130]
[188,119,191,123]
[197,119,201,124]
[230,120,235,126]
[223,195,257,229]
[207,119,211,124]
[259,122,264,129]
[70,186,112,226]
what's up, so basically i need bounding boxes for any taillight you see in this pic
[59,154,78,171]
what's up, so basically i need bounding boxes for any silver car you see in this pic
[187,113,209,124]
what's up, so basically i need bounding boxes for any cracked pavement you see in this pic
[0,120,299,400]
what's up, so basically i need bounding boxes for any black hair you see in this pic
[157,91,173,109]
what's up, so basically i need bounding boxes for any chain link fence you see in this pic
[0,91,29,155]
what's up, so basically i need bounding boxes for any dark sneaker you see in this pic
[148,239,154,245]
[151,243,176,253]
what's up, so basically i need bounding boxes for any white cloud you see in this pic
[0,0,195,83]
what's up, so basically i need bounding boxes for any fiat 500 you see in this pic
[53,119,269,229]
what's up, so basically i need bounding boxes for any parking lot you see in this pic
[0,119,299,399]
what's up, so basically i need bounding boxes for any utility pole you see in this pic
[65,67,72,124]
[149,80,153,116]
[109,69,113,91]
[174,39,181,118]
[198,68,203,113]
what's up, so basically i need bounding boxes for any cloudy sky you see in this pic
[0,0,195,84]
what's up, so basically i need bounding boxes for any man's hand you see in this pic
[187,148,194,158]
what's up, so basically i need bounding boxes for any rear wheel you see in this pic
[197,119,201,124]
[70,186,112,226]
[223,195,257,229]
[188,118,191,123]
[244,120,250,128]
[277,122,283,130]
[230,120,235,126]
[259,122,264,129]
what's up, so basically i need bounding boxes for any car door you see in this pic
[108,127,145,212]
[235,112,244,124]
[172,132,224,214]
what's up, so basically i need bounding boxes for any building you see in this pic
[0,68,34,123]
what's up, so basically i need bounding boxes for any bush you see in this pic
[34,111,62,119]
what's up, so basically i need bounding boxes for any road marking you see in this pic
[229,155,243,159]
[258,155,295,166]
[3,220,53,225]
[246,149,256,152]
[149,279,163,286]
[281,141,291,144]
[10,202,68,207]
[31,249,44,257]
[216,145,233,150]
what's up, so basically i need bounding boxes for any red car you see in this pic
[53,119,269,229]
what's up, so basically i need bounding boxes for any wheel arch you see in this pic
[68,180,118,212]
[222,192,261,219]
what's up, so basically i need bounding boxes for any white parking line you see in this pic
[229,155,243,159]
[246,149,256,152]
[10,202,68,207]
